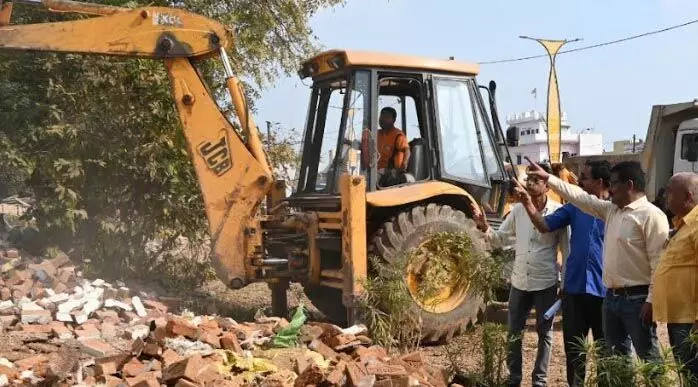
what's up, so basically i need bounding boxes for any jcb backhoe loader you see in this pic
[0,0,516,342]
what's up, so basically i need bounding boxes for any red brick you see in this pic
[20,324,53,334]
[83,375,97,385]
[161,349,182,369]
[142,299,168,313]
[80,339,115,357]
[96,375,123,386]
[95,361,118,376]
[15,354,48,371]
[126,371,161,387]
[5,249,19,259]
[94,310,119,320]
[51,323,73,339]
[95,354,131,370]
[143,342,161,357]
[166,317,200,339]
[0,365,18,380]
[220,333,242,354]
[162,353,204,382]
[174,379,200,387]
[326,360,347,385]
[75,325,101,339]
[0,288,11,301]
[365,362,407,377]
[0,315,17,327]
[309,339,338,360]
[122,358,146,377]
[53,282,68,294]
[193,363,219,384]
[356,346,388,361]
[294,365,324,387]
[198,331,220,348]
[49,253,71,268]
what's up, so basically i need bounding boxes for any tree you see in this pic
[0,0,342,288]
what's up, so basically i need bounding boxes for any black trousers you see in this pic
[562,292,604,387]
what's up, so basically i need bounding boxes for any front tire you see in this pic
[372,203,487,343]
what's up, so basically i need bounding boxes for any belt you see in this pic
[607,285,649,297]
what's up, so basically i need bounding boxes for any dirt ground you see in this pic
[154,278,670,387]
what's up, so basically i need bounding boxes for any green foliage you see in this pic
[357,255,421,353]
[577,337,693,387]
[358,231,505,353]
[446,323,511,387]
[410,232,504,308]
[0,0,342,289]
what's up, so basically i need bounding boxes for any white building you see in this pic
[607,139,644,154]
[505,110,603,165]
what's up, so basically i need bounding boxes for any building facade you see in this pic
[505,110,603,165]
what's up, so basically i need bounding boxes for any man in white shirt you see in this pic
[526,159,669,363]
[472,164,569,387]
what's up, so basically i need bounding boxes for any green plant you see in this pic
[577,337,691,387]
[357,255,421,353]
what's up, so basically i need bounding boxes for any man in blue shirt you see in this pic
[517,160,610,387]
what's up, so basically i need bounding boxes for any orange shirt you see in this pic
[361,127,409,169]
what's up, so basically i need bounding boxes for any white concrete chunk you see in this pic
[48,293,70,304]
[44,288,56,297]
[20,302,44,312]
[82,299,100,316]
[58,299,83,313]
[0,300,14,311]
[72,286,84,296]
[91,279,105,287]
[56,312,73,322]
[125,324,150,340]
[131,296,147,317]
[72,311,88,325]
[104,298,132,312]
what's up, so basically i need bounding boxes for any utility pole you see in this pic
[265,121,272,152]
[632,134,636,153]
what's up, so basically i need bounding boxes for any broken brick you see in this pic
[0,288,10,301]
[0,365,18,380]
[356,346,388,361]
[162,353,204,383]
[142,342,161,357]
[365,362,407,377]
[95,361,118,376]
[166,317,200,339]
[20,324,53,334]
[309,339,338,360]
[122,358,146,377]
[326,360,347,385]
[161,349,183,369]
[5,249,19,259]
[294,364,324,387]
[126,371,160,387]
[175,379,200,387]
[80,339,115,357]
[142,299,168,313]
[199,331,221,348]
[15,354,48,371]
[220,333,242,354]
[75,325,101,340]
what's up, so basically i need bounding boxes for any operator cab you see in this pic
[292,50,511,217]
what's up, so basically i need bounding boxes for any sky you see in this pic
[253,0,698,151]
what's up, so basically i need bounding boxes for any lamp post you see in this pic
[520,36,579,164]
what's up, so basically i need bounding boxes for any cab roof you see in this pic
[299,49,480,79]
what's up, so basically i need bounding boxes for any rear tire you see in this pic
[372,203,487,343]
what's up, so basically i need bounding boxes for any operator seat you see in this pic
[407,138,428,181]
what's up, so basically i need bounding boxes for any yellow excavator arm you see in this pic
[0,0,273,289]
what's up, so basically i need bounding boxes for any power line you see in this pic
[479,18,698,65]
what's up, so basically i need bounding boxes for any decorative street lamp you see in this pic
[519,36,580,164]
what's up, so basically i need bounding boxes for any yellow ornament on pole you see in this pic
[520,36,579,164]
